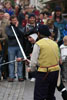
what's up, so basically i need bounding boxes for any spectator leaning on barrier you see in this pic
[6,15,25,82]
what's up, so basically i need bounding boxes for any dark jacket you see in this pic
[6,24,25,48]
[53,26,58,41]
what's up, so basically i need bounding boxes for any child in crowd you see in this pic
[4,1,14,16]
[60,36,67,82]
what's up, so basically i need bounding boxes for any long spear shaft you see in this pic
[11,26,27,60]
[0,60,16,66]
[0,55,30,66]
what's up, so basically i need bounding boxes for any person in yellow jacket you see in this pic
[16,24,67,100]
[27,24,60,100]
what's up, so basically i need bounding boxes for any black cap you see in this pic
[44,11,49,16]
[25,28,38,37]
[38,24,51,37]
[55,6,61,11]
[28,13,35,19]
[0,9,4,13]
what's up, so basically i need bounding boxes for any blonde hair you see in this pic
[4,1,11,6]
[47,19,54,26]
[63,36,67,42]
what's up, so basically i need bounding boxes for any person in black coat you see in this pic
[6,15,25,82]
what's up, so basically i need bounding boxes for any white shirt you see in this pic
[60,44,67,61]
[29,44,40,71]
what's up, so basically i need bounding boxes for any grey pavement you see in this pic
[0,79,67,100]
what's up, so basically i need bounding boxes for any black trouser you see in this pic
[34,71,59,100]
[57,79,67,100]
[28,71,37,79]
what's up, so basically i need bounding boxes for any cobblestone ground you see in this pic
[0,79,67,100]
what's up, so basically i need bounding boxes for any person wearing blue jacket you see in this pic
[54,6,67,46]
[4,1,14,16]
[63,25,67,37]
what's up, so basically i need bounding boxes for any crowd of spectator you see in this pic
[0,0,67,82]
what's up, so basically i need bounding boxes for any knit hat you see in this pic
[28,13,35,19]
[55,6,61,12]
[38,24,51,37]
[29,33,38,41]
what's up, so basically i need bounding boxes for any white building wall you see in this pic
[30,0,35,6]
[1,0,4,2]
[30,0,51,10]
[30,0,38,8]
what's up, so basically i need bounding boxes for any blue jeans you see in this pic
[8,46,23,79]
[0,55,3,77]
